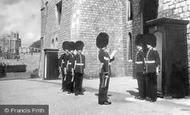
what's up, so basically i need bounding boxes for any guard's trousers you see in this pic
[66,72,74,92]
[136,72,146,98]
[145,72,157,101]
[98,73,110,104]
[61,70,66,90]
[74,73,83,93]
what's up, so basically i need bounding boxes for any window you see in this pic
[51,39,55,49]
[55,37,58,48]
[128,32,133,60]
[127,0,133,20]
[14,33,15,38]
[40,37,44,48]
[56,0,62,25]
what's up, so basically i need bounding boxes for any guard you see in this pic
[74,41,85,96]
[66,41,75,94]
[134,34,146,100]
[58,41,69,92]
[96,32,115,105]
[145,33,160,102]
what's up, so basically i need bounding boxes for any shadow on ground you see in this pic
[80,87,132,103]
[126,90,139,97]
[28,79,132,103]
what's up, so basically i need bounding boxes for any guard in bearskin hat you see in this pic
[96,32,115,105]
[58,41,70,92]
[66,41,75,94]
[144,33,160,102]
[134,34,146,100]
[74,40,85,96]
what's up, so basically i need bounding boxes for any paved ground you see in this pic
[0,77,190,115]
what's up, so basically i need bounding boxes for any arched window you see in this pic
[51,38,55,48]
[55,37,58,48]
[127,0,133,21]
[56,0,62,25]
[128,32,132,60]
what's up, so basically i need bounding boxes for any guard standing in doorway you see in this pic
[134,34,146,100]
[145,33,160,102]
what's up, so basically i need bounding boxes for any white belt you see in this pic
[75,63,84,66]
[145,61,155,64]
[101,63,111,65]
[135,61,143,64]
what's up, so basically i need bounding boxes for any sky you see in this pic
[0,0,41,47]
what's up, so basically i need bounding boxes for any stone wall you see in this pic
[41,0,133,78]
[158,0,190,39]
[71,0,133,77]
[40,0,190,78]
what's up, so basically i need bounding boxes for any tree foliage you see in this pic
[30,40,41,49]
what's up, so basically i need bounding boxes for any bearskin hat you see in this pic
[144,33,157,47]
[69,41,75,51]
[96,32,109,49]
[75,40,84,51]
[135,34,143,46]
[63,41,69,50]
[62,41,66,50]
[67,41,71,51]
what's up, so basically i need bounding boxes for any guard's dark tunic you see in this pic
[98,49,114,104]
[145,47,160,101]
[74,52,85,93]
[135,49,146,99]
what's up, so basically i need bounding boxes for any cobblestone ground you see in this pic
[0,77,190,115]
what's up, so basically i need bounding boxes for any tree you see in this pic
[30,40,41,49]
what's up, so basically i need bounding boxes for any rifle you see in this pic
[101,74,109,88]
[63,68,67,81]
[64,60,69,81]
[71,68,74,82]
[58,67,62,79]
[58,60,64,79]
